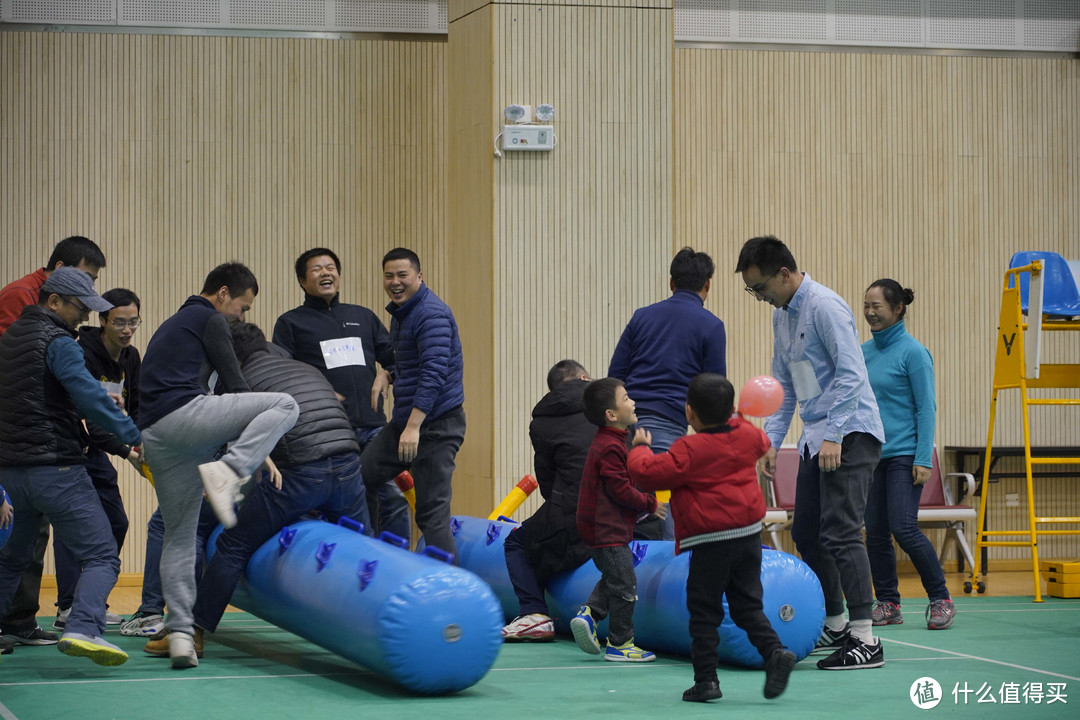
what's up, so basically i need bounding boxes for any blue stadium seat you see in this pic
[1008,251,1080,318]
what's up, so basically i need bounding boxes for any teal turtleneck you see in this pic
[861,320,936,467]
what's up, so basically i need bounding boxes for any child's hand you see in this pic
[632,428,652,447]
[1,498,12,529]
[653,502,669,520]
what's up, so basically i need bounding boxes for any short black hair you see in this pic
[670,247,714,292]
[687,373,735,428]
[99,288,141,323]
[294,248,342,283]
[735,235,798,276]
[382,247,421,272]
[201,262,259,298]
[230,321,268,365]
[582,377,623,427]
[867,278,914,320]
[546,359,588,390]
[47,236,105,271]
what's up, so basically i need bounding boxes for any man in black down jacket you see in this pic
[191,322,370,643]
[501,360,595,642]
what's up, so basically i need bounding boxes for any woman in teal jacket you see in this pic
[862,279,954,631]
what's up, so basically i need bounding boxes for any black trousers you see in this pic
[686,534,783,683]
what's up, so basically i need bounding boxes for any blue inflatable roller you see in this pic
[207,518,504,694]
[449,515,824,668]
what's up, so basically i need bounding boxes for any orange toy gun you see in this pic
[393,470,417,511]
[487,475,539,521]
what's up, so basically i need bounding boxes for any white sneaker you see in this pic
[52,607,70,631]
[120,611,165,637]
[105,610,124,626]
[501,613,555,642]
[199,460,242,528]
[169,631,199,669]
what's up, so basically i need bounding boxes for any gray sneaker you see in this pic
[926,598,956,630]
[4,625,59,646]
[57,632,128,666]
[120,610,165,637]
[872,601,903,626]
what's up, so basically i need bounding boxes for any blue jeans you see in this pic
[356,426,410,541]
[865,455,949,605]
[0,465,118,637]
[631,411,686,541]
[137,501,219,616]
[193,451,369,632]
[790,432,881,622]
[54,449,129,611]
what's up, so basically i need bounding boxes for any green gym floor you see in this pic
[1,596,1078,720]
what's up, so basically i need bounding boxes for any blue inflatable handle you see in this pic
[337,516,365,535]
[378,530,409,549]
[277,526,298,555]
[315,542,336,571]
[496,515,519,524]
[485,522,502,545]
[422,546,455,565]
[630,541,647,567]
[357,559,377,591]
[450,517,462,535]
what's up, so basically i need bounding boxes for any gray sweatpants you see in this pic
[142,392,299,636]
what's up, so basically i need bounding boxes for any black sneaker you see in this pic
[763,648,797,699]
[816,635,885,670]
[0,636,13,655]
[811,623,849,654]
[682,680,722,703]
[4,625,59,646]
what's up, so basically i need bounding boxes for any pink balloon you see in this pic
[738,375,784,417]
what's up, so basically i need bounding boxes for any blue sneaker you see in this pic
[605,640,656,663]
[570,605,602,655]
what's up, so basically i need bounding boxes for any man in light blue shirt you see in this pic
[736,235,886,672]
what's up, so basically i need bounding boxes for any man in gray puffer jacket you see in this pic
[190,322,370,645]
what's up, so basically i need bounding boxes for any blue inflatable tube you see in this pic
[449,515,824,668]
[207,518,504,694]
[0,487,10,550]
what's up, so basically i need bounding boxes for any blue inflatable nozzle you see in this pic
[357,559,377,591]
[277,527,298,555]
[315,542,336,571]
[485,523,502,545]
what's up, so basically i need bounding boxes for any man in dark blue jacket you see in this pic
[0,268,141,666]
[608,247,726,539]
[139,263,299,669]
[363,248,465,557]
[272,247,406,540]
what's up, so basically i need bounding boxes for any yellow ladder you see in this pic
[972,261,1080,602]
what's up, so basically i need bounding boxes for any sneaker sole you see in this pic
[502,632,555,642]
[570,618,602,655]
[817,660,885,670]
[121,625,166,638]
[5,636,58,646]
[764,652,797,699]
[604,653,656,663]
[927,621,954,630]
[58,639,128,666]
[171,653,199,669]
[872,617,903,626]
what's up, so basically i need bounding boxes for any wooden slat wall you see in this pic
[673,48,1080,561]
[0,30,447,576]
[2,27,1077,576]
[481,2,675,519]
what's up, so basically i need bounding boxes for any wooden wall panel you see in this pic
[674,47,1080,562]
[0,29,446,576]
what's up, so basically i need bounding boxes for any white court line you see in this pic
[0,670,372,688]
[879,637,1080,682]
[0,699,19,720]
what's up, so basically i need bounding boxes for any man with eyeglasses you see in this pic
[0,267,141,665]
[735,235,885,672]
[51,289,145,634]
[0,236,106,653]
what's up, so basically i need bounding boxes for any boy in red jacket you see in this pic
[571,378,661,663]
[628,373,796,702]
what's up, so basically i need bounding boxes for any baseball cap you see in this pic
[41,267,114,313]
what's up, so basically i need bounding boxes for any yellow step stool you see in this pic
[1039,559,1080,575]
[1044,573,1080,599]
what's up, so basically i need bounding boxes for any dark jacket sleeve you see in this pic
[204,313,249,393]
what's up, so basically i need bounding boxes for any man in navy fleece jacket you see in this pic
[608,247,727,539]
